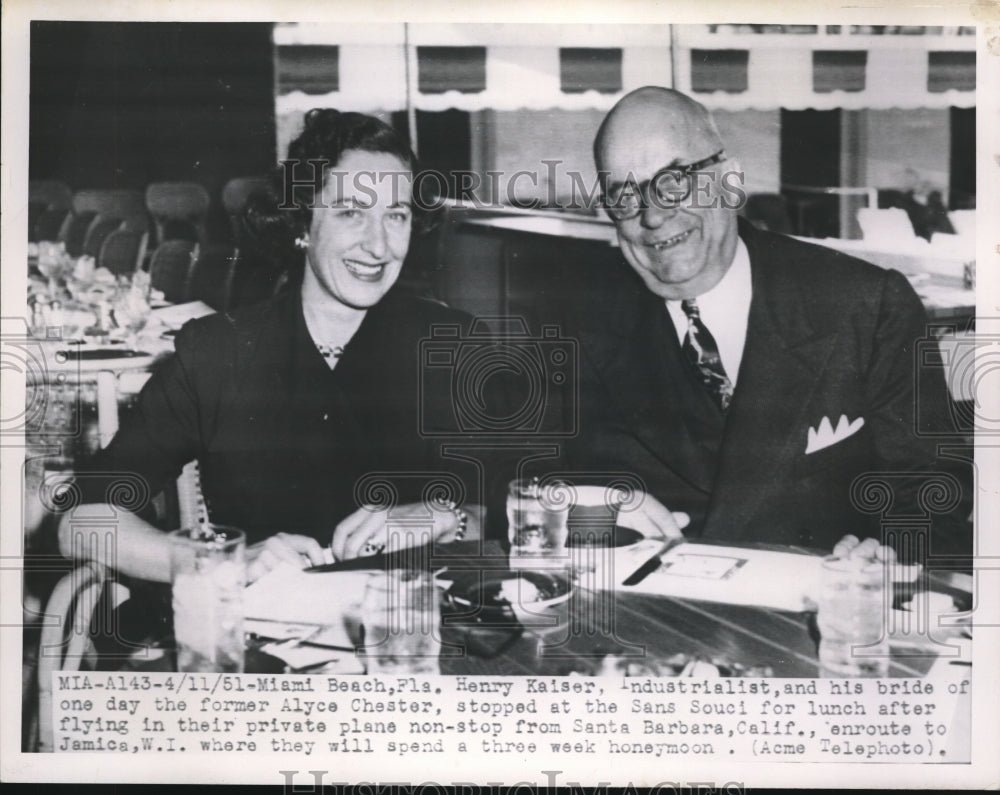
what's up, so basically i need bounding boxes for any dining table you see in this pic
[110,539,971,682]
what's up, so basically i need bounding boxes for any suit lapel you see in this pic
[703,226,840,539]
[581,284,718,493]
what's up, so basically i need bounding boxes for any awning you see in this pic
[273,23,976,116]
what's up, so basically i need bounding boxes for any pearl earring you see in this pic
[295,235,309,250]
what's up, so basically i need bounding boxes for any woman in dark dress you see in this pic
[61,110,480,582]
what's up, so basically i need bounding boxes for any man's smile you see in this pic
[651,228,695,250]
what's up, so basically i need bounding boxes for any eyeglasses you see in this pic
[602,150,728,221]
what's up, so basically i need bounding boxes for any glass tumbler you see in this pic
[506,478,571,569]
[361,569,441,675]
[816,555,890,677]
[170,526,246,673]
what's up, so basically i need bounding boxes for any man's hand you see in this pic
[832,534,897,563]
[616,492,690,540]
[246,533,328,583]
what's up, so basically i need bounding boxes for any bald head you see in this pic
[594,87,723,171]
[593,86,740,301]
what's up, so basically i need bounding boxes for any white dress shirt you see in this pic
[665,238,752,386]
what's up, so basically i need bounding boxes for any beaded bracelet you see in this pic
[359,501,468,556]
[438,499,468,541]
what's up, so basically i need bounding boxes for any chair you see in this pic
[397,204,452,303]
[34,206,71,243]
[119,213,151,236]
[30,180,72,211]
[145,182,211,247]
[228,248,286,309]
[72,189,146,220]
[189,244,236,311]
[856,208,919,244]
[221,176,268,243]
[36,562,128,751]
[59,189,147,257]
[98,229,147,278]
[743,193,794,235]
[29,180,72,243]
[149,239,198,304]
[948,209,975,240]
[82,213,124,259]
[57,211,97,257]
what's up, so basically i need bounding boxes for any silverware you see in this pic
[622,552,664,586]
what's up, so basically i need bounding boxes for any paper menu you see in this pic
[243,563,372,649]
[619,542,824,612]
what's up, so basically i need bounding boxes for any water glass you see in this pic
[170,526,246,673]
[506,478,571,569]
[361,569,441,675]
[817,555,890,677]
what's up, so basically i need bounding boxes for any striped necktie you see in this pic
[681,298,734,411]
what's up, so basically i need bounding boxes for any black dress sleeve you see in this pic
[75,316,232,516]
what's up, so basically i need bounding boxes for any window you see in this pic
[559,48,623,94]
[812,50,867,93]
[275,45,339,94]
[417,47,487,94]
[928,51,975,92]
[690,50,749,93]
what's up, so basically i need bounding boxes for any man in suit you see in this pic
[564,86,971,561]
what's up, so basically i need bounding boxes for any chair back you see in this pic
[98,229,146,278]
[72,189,146,219]
[222,176,269,242]
[857,207,917,244]
[743,193,794,235]
[189,244,236,311]
[948,209,975,240]
[33,206,71,243]
[150,239,199,304]
[120,213,151,236]
[57,211,97,257]
[82,214,124,259]
[228,248,286,309]
[30,180,73,210]
[37,562,128,751]
[145,182,211,246]
[29,181,73,242]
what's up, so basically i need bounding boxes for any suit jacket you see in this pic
[564,219,972,558]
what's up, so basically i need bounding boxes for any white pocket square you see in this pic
[805,414,865,454]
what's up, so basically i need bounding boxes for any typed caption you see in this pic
[51,673,970,762]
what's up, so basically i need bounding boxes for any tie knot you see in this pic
[681,299,700,319]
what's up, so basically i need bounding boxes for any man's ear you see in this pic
[718,156,747,212]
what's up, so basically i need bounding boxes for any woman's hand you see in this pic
[616,492,690,541]
[246,532,328,583]
[331,502,470,561]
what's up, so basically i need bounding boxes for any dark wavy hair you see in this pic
[245,109,423,273]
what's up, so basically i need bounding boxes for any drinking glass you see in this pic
[112,287,150,350]
[506,478,571,569]
[170,526,246,673]
[360,569,441,675]
[37,242,70,297]
[816,555,890,677]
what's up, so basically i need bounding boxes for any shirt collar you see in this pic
[665,237,751,332]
